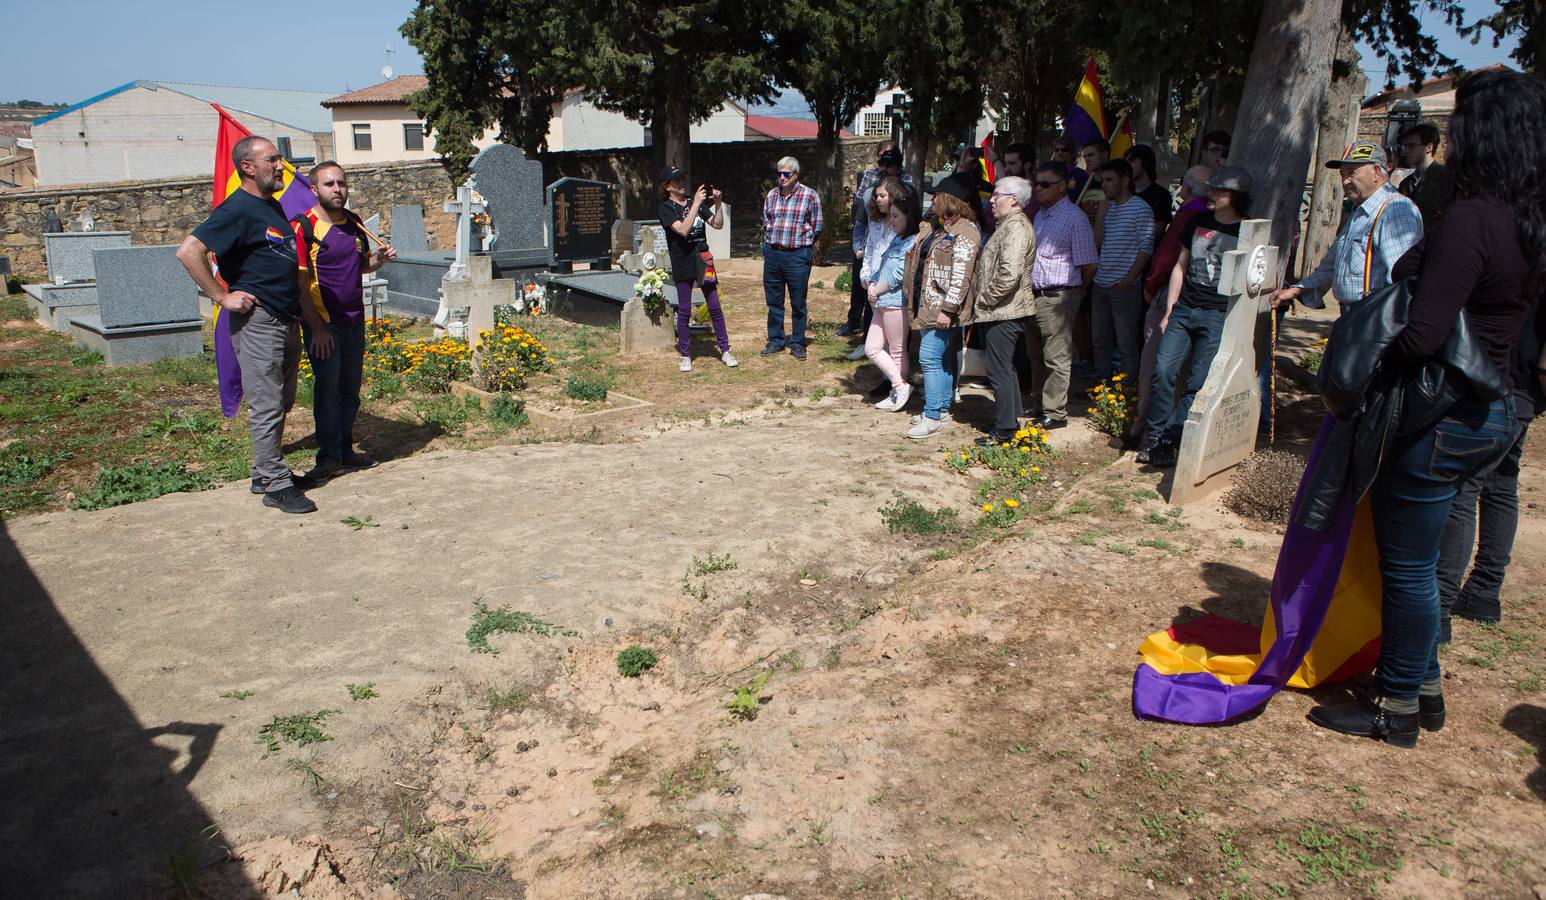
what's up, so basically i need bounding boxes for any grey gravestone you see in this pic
[43,231,131,284]
[391,205,428,252]
[93,246,200,329]
[362,213,381,238]
[0,255,10,277]
[469,144,547,255]
[549,177,616,263]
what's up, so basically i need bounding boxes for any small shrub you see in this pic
[403,338,472,393]
[566,374,609,402]
[485,393,528,430]
[1298,338,1329,374]
[727,671,771,721]
[475,324,553,392]
[616,646,659,678]
[346,682,378,701]
[73,462,210,510]
[69,347,104,367]
[412,395,478,432]
[813,279,826,289]
[879,492,960,536]
[979,498,1022,528]
[1086,375,1137,437]
[689,552,737,576]
[834,270,853,293]
[1222,450,1308,525]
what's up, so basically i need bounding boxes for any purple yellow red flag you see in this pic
[1063,57,1108,149]
[1108,112,1135,162]
[209,103,314,417]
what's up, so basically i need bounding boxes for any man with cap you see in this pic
[1138,166,1253,467]
[1025,160,1098,430]
[1268,141,1422,316]
[842,143,913,350]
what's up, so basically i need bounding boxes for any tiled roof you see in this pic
[323,76,429,108]
[745,115,850,139]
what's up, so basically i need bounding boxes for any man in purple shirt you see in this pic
[1026,161,1098,428]
[293,161,396,485]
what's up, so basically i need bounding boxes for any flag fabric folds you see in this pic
[1064,57,1108,148]
[209,103,315,417]
[1108,112,1135,162]
[1131,416,1384,724]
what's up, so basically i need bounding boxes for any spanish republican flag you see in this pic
[1063,57,1108,148]
[1108,112,1136,161]
[209,103,315,417]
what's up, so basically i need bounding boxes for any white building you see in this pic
[323,76,752,164]
[849,87,1001,145]
[31,81,336,186]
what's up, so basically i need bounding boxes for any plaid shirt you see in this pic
[1294,182,1423,309]
[763,182,823,249]
[1031,197,1098,289]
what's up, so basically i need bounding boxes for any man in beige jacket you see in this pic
[966,175,1038,446]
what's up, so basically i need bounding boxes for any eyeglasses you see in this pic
[991,192,1017,199]
[776,171,796,179]
[1205,145,1228,154]
[1034,180,1061,189]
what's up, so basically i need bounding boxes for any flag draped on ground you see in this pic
[1131,417,1383,723]
[1064,57,1108,148]
[209,103,315,417]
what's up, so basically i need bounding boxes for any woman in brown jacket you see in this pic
[903,173,982,439]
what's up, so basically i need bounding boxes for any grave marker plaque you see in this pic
[550,178,615,263]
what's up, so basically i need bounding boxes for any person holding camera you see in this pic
[658,165,736,372]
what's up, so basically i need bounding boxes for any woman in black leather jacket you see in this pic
[1308,69,1546,748]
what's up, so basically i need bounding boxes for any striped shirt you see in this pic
[763,183,824,249]
[1093,196,1155,287]
[1031,197,1098,289]
[1293,182,1423,309]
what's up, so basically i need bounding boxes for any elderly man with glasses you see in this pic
[761,156,824,359]
[1025,161,1098,430]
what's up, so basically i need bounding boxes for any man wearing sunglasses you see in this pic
[761,156,824,359]
[1025,161,1097,431]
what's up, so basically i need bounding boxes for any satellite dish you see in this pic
[381,65,394,80]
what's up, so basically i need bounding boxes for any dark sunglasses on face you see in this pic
[1035,180,1060,189]
[776,171,796,179]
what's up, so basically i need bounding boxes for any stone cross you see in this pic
[442,184,486,283]
[440,254,515,358]
[1170,218,1280,505]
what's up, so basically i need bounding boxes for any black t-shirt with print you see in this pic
[659,198,713,283]
[1177,213,1242,311]
[193,189,302,319]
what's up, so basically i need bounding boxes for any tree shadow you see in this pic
[0,520,248,896]
[1502,704,1546,801]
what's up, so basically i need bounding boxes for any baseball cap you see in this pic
[877,147,903,166]
[1206,166,1254,194]
[927,172,978,204]
[658,165,686,183]
[1326,142,1388,169]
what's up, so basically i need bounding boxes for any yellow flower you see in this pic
[1019,446,1030,453]
[1112,374,1125,381]
[1018,469,1027,477]
[1087,407,1096,414]
[981,503,994,512]
[1031,466,1041,473]
[959,453,970,459]
[1005,499,1019,508]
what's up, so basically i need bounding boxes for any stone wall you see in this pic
[0,160,457,276]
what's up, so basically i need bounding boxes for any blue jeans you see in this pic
[302,320,366,463]
[762,244,812,349]
[918,326,960,420]
[1371,396,1516,700]
[1144,303,1225,441]
[1436,413,1531,628]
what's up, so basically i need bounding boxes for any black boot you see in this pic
[1419,693,1445,732]
[1307,688,1419,749]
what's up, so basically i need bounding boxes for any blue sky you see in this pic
[5,0,1520,115]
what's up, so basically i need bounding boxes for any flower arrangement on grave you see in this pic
[1085,374,1136,437]
[634,268,670,317]
[475,324,556,392]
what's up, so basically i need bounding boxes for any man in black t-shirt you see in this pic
[1124,144,1173,241]
[657,165,734,371]
[1137,166,1250,466]
[176,134,315,514]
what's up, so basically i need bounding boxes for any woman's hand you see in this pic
[935,312,950,329]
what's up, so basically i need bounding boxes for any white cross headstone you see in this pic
[1170,218,1280,505]
[433,184,487,330]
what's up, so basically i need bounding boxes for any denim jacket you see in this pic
[872,233,917,309]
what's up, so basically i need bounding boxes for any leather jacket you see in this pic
[1297,277,1509,531]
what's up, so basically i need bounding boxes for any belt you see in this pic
[1032,286,1079,297]
[766,243,808,252]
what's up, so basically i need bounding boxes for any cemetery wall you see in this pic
[0,160,457,276]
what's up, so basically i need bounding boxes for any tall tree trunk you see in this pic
[811,99,842,203]
[655,94,692,181]
[1300,25,1365,280]
[1229,0,1342,255]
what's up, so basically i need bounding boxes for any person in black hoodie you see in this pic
[1309,69,1546,748]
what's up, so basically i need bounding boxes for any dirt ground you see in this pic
[3,275,1544,899]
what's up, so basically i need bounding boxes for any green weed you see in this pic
[565,374,610,402]
[256,710,339,758]
[727,672,771,721]
[465,601,577,654]
[689,552,738,575]
[482,683,529,713]
[73,461,210,510]
[341,515,378,530]
[616,646,659,678]
[218,689,254,701]
[346,682,378,701]
[879,491,961,536]
[0,447,70,486]
[485,393,528,430]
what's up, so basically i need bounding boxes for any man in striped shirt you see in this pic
[1091,160,1154,382]
[761,156,824,359]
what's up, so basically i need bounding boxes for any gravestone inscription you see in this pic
[549,177,615,264]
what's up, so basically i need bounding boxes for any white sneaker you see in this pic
[906,417,944,439]
[721,351,739,368]
[875,389,900,411]
[908,411,951,426]
[679,356,693,372]
[846,345,867,361]
[888,383,912,411]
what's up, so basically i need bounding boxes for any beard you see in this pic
[257,169,284,194]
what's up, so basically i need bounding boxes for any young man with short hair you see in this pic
[1123,144,1173,237]
[291,161,396,486]
[1051,136,1088,200]
[1201,130,1230,169]
[1397,122,1454,229]
[1091,160,1154,382]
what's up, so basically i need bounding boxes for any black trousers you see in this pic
[844,258,873,333]
[982,317,1027,433]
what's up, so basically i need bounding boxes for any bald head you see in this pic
[1181,165,1214,200]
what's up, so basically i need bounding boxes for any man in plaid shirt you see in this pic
[762,156,824,358]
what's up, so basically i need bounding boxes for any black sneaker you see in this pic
[790,345,807,360]
[293,459,342,490]
[1035,416,1067,430]
[761,341,785,356]
[974,430,1017,447]
[341,451,378,470]
[262,486,317,514]
[1148,439,1178,468]
[251,472,299,494]
[834,324,859,337]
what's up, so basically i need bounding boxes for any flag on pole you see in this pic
[1108,112,1136,161]
[1063,57,1108,148]
[209,103,316,417]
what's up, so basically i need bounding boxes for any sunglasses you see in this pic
[776,171,796,179]
[1034,180,1061,189]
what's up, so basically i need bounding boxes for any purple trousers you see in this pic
[676,280,731,356]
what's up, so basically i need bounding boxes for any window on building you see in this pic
[403,123,425,151]
[275,136,293,158]
[862,113,889,137]
[352,123,372,152]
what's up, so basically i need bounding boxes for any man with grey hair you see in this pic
[176,135,315,514]
[968,175,1038,445]
[761,156,823,359]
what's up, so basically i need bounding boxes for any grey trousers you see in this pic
[1091,282,1143,381]
[1025,288,1075,421]
[229,303,300,492]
